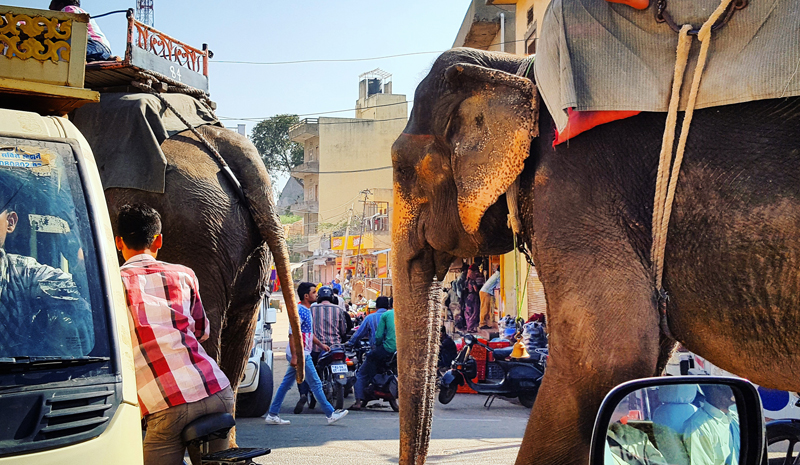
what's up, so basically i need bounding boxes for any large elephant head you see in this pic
[392,48,537,464]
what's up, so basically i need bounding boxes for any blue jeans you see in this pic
[354,346,391,400]
[86,39,111,62]
[269,353,334,417]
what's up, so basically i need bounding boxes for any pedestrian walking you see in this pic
[265,282,348,426]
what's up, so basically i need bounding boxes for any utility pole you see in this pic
[354,189,371,280]
[338,201,356,281]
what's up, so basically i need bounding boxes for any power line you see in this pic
[218,100,413,121]
[314,166,392,174]
[211,50,442,65]
[209,39,528,67]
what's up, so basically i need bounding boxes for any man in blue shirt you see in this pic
[265,282,348,426]
[349,296,389,347]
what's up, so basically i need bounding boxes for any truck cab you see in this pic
[0,6,142,465]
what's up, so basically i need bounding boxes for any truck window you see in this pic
[0,140,111,381]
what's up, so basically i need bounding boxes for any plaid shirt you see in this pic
[120,254,229,416]
[310,302,347,348]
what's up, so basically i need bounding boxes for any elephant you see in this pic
[93,123,304,401]
[391,47,800,465]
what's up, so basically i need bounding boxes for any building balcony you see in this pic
[290,200,319,214]
[291,160,319,178]
[289,118,319,142]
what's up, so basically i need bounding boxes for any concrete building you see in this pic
[486,0,547,56]
[289,69,407,284]
[276,176,304,215]
[453,0,516,53]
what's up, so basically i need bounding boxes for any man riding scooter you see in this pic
[349,301,395,411]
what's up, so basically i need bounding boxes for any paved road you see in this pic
[235,301,530,464]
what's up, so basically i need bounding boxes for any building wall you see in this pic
[317,97,407,234]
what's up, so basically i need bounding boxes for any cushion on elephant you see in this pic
[71,93,221,194]
[535,0,800,138]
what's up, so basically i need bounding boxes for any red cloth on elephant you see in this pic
[554,108,641,146]
[121,254,230,416]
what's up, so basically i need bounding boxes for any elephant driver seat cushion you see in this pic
[534,0,800,145]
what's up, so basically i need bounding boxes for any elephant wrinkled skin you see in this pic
[104,125,304,397]
[392,48,800,465]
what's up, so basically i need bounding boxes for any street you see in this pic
[234,305,530,464]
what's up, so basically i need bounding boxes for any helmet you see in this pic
[317,286,334,302]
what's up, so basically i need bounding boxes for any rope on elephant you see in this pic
[130,77,248,207]
[651,0,734,339]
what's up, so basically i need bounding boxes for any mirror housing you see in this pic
[589,376,764,465]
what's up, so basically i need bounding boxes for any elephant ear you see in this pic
[445,63,538,235]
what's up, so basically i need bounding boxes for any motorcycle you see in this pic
[349,341,399,412]
[316,345,354,410]
[439,333,544,408]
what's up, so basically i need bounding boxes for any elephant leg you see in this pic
[219,243,270,394]
[516,241,661,464]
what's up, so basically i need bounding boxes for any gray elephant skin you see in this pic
[391,48,800,465]
[97,124,304,404]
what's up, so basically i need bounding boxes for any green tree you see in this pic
[250,114,304,182]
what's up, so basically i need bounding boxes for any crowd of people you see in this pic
[444,262,502,334]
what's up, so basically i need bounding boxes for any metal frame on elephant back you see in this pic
[83,9,213,102]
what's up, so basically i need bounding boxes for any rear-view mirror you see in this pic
[590,376,764,465]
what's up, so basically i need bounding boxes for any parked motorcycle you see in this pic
[439,333,544,408]
[348,341,399,412]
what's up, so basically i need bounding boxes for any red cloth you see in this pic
[121,254,229,416]
[554,108,641,146]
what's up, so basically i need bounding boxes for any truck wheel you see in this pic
[236,362,273,417]
[438,382,457,405]
[334,383,344,410]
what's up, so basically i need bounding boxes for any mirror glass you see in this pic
[604,383,739,465]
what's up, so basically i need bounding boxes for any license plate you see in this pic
[331,364,348,373]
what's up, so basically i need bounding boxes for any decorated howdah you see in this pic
[0,5,99,113]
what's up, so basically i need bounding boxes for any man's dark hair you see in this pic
[49,0,80,10]
[297,282,315,302]
[376,296,390,309]
[332,287,340,295]
[116,204,162,250]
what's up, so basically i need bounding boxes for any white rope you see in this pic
[651,0,733,333]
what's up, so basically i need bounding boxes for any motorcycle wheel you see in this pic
[518,391,537,409]
[389,398,399,412]
[438,382,457,405]
[333,383,345,410]
[322,368,335,404]
[766,419,800,465]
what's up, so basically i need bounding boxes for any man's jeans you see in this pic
[270,353,334,417]
[354,346,391,400]
[297,351,320,397]
[143,386,234,465]
[86,39,111,62]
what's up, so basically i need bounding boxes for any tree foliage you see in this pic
[250,114,304,179]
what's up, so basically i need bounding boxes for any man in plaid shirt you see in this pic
[115,204,232,465]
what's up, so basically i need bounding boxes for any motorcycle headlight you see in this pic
[464,334,475,346]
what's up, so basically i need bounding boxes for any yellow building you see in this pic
[289,70,407,283]
[486,0,548,55]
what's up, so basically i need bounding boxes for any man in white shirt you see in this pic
[479,267,501,329]
[682,385,737,465]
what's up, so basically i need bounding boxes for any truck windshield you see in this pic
[0,140,111,384]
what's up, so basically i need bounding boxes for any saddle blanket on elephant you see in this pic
[534,0,800,137]
[71,93,221,193]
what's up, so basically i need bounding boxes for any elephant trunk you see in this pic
[394,247,439,465]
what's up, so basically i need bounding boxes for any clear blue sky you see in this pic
[16,1,470,189]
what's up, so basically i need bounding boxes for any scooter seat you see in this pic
[492,347,514,361]
[181,412,235,444]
